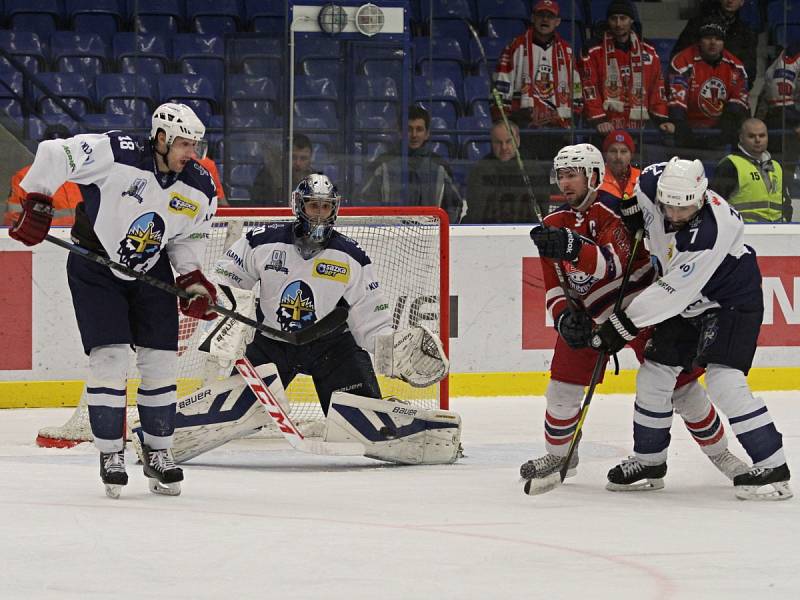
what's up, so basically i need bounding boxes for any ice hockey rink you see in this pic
[1,392,798,600]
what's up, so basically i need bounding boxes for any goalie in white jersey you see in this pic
[8,103,219,498]
[591,157,792,500]
[169,173,458,465]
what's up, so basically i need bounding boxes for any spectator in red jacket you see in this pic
[668,17,749,149]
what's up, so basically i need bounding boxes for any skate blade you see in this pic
[104,484,123,499]
[735,481,793,501]
[523,472,562,496]
[148,479,181,496]
[606,478,665,492]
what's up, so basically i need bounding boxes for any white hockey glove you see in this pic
[375,325,449,388]
[199,285,257,368]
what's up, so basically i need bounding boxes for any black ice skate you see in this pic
[141,445,183,496]
[606,456,667,492]
[100,450,128,499]
[733,463,793,501]
[520,453,578,480]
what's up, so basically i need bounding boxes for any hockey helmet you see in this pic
[291,173,340,256]
[151,103,208,158]
[656,157,707,209]
[552,144,605,191]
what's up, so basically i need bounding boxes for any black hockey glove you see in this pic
[619,194,645,235]
[530,225,582,262]
[590,311,639,354]
[555,308,594,349]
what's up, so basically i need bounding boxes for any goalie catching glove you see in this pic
[375,325,449,388]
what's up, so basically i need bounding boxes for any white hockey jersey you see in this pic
[214,224,393,353]
[20,131,217,279]
[625,162,762,328]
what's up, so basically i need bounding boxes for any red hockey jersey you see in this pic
[541,198,654,323]
[668,46,749,128]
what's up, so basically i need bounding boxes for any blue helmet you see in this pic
[291,173,340,256]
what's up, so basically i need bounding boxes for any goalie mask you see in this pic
[291,173,340,259]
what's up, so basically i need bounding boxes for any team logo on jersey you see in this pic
[117,212,165,269]
[168,193,200,217]
[276,280,317,331]
[533,64,554,97]
[265,249,288,274]
[698,77,727,117]
[122,178,148,203]
[564,263,596,295]
[312,259,350,283]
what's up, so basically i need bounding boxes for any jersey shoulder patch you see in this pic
[179,159,217,200]
[246,223,294,248]
[674,203,718,252]
[106,131,149,169]
[327,230,371,266]
[637,162,665,202]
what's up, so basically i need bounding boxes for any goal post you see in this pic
[36,206,450,447]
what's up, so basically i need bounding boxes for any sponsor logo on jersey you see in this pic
[367,281,379,291]
[656,279,676,294]
[122,178,148,204]
[374,303,389,312]
[62,145,76,172]
[265,249,288,274]
[214,266,243,285]
[312,259,350,283]
[168,193,200,217]
[80,141,94,165]
[117,212,165,270]
[225,249,244,268]
[276,280,317,331]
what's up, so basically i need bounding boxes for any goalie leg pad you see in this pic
[324,392,462,465]
[130,365,274,464]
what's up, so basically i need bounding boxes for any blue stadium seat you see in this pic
[356,103,399,128]
[295,113,338,131]
[427,20,473,54]
[413,37,467,67]
[414,75,462,126]
[484,17,526,40]
[6,0,62,38]
[51,32,109,78]
[463,75,489,114]
[649,38,676,74]
[229,74,278,103]
[360,58,404,83]
[186,0,242,34]
[130,0,183,35]
[768,4,800,43]
[427,115,455,157]
[418,61,464,97]
[775,24,800,50]
[251,15,285,35]
[82,113,136,133]
[0,31,47,72]
[457,114,492,154]
[476,0,528,23]
[354,75,399,126]
[419,0,476,21]
[95,73,153,126]
[158,74,217,122]
[173,35,224,96]
[468,36,506,74]
[0,71,23,120]
[229,72,280,121]
[463,139,491,161]
[68,0,124,44]
[293,75,338,121]
[113,33,169,75]
[35,73,93,118]
[229,101,279,128]
[300,58,343,81]
[226,137,264,163]
[295,38,341,64]
[229,163,261,188]
[244,0,283,20]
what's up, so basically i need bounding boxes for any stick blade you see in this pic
[523,472,562,496]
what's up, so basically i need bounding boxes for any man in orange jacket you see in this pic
[596,128,640,206]
[4,125,83,226]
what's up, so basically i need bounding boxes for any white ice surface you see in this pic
[1,393,799,600]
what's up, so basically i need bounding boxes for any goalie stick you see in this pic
[462,19,578,314]
[234,357,365,457]
[525,229,645,496]
[45,234,348,346]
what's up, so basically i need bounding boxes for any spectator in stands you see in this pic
[711,118,792,222]
[4,125,83,226]
[669,17,749,150]
[462,120,548,223]
[672,0,757,84]
[597,128,640,205]
[581,0,673,137]
[249,134,313,206]
[760,43,800,185]
[360,105,465,223]
[492,0,583,163]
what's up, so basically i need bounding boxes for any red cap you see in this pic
[602,129,635,153]
[533,0,560,16]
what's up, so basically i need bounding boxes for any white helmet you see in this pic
[656,157,707,209]
[552,143,605,193]
[151,103,207,156]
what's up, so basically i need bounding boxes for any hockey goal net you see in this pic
[36,207,450,447]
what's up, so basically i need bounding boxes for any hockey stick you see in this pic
[462,20,578,312]
[524,228,645,496]
[45,234,348,346]
[234,357,365,456]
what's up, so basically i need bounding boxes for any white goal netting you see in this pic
[36,207,449,447]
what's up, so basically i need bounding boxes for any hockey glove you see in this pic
[9,192,54,246]
[176,270,218,321]
[619,194,645,235]
[555,308,594,349]
[530,225,582,262]
[590,311,639,354]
